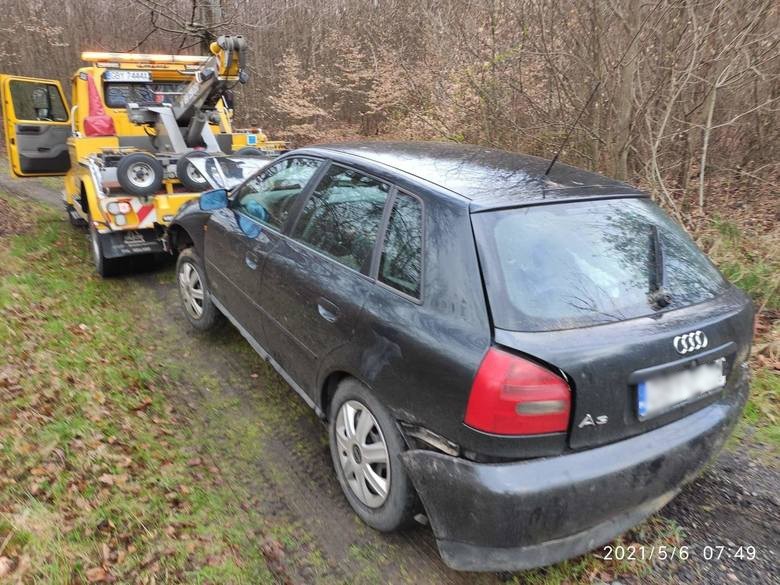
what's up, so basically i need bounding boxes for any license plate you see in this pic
[637,358,726,419]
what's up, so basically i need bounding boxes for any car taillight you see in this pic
[464,347,571,435]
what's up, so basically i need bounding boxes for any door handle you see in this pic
[245,250,259,270]
[317,297,340,323]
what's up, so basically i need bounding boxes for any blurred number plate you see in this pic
[638,358,726,419]
[104,70,151,82]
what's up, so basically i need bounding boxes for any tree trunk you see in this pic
[198,0,224,53]
[698,85,717,209]
[611,0,640,180]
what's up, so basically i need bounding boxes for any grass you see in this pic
[698,217,780,450]
[741,368,780,447]
[0,193,277,583]
[705,217,779,312]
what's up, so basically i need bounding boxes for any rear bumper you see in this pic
[401,366,749,572]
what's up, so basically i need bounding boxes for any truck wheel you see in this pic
[117,152,163,196]
[176,247,224,331]
[329,378,419,532]
[176,151,210,192]
[89,215,121,277]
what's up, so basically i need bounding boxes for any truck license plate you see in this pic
[637,358,726,419]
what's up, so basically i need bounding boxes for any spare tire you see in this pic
[234,146,265,156]
[117,152,164,197]
[176,151,210,192]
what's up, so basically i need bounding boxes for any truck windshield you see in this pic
[471,198,727,332]
[104,82,186,108]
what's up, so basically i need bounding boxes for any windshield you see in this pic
[104,82,186,107]
[471,198,727,332]
[189,156,277,190]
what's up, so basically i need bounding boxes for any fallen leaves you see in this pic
[85,566,111,582]
[98,473,129,488]
[0,556,13,578]
[133,396,154,411]
[0,196,296,583]
[0,365,22,397]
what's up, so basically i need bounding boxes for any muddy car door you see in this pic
[0,75,71,177]
[204,157,324,344]
[257,163,390,394]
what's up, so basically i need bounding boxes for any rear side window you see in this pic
[234,157,321,230]
[292,164,389,272]
[379,192,423,298]
[471,198,726,332]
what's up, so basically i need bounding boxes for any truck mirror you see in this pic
[199,188,228,211]
[31,87,52,120]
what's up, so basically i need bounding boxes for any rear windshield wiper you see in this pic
[649,224,672,309]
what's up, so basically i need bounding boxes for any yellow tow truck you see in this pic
[1,36,284,275]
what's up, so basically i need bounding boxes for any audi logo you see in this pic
[673,330,708,355]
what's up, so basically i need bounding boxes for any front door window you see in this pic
[292,164,390,272]
[233,157,323,230]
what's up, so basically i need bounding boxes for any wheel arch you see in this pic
[320,370,350,419]
[320,369,387,421]
[167,222,196,253]
[79,176,100,216]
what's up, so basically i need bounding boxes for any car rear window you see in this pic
[471,198,727,332]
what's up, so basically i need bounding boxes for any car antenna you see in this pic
[544,0,663,178]
[544,83,601,177]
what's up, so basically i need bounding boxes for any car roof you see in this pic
[296,141,646,210]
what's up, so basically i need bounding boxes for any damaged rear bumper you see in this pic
[401,368,748,572]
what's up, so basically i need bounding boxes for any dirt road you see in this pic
[2,171,777,584]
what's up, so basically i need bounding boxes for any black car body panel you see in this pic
[336,190,494,447]
[316,141,645,210]
[166,198,208,257]
[494,286,753,450]
[166,141,754,572]
[403,365,749,571]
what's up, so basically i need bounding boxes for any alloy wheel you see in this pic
[178,261,205,319]
[335,400,391,508]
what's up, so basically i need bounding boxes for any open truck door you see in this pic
[1,75,71,177]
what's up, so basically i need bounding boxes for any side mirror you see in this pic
[199,188,228,211]
[32,87,52,120]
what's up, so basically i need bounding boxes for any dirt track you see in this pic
[1,171,777,584]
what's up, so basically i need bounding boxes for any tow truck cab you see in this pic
[0,48,284,275]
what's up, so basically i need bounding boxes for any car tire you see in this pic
[329,378,418,532]
[176,247,223,331]
[88,214,121,277]
[117,152,164,196]
[176,151,210,192]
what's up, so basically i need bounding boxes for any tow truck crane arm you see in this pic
[174,35,249,147]
[126,35,249,153]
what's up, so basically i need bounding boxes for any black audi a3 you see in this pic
[166,142,753,571]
